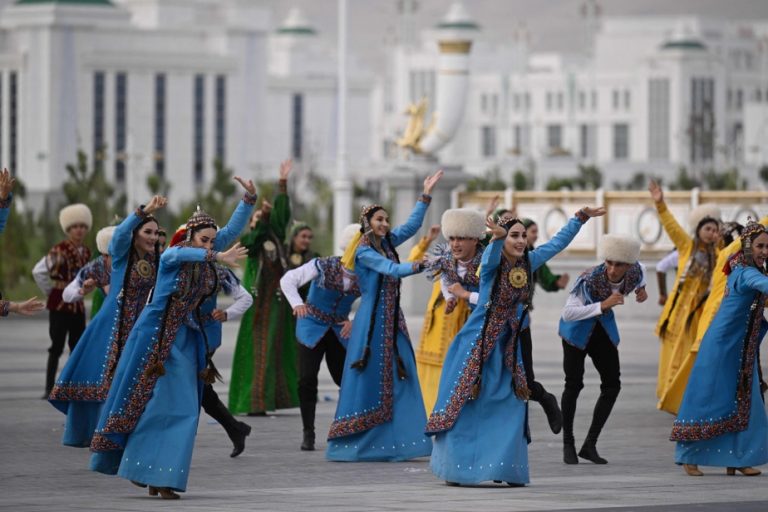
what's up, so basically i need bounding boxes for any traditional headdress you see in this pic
[688,204,721,234]
[290,220,312,239]
[341,204,385,271]
[740,217,766,265]
[181,206,217,243]
[498,216,524,232]
[95,226,116,255]
[599,234,641,264]
[441,208,486,239]
[59,203,92,233]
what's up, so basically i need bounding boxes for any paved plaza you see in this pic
[1,264,768,511]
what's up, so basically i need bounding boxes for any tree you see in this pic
[759,165,768,187]
[668,166,699,191]
[577,164,602,190]
[466,166,506,192]
[0,178,37,294]
[512,169,531,191]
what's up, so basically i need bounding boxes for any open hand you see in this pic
[216,242,249,268]
[279,160,293,181]
[234,176,257,196]
[648,179,663,203]
[423,169,444,195]
[293,305,308,318]
[143,195,168,215]
[426,224,441,243]
[0,167,13,200]
[582,206,606,218]
[339,320,352,339]
[485,216,506,241]
[10,297,45,316]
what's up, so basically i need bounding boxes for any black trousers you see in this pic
[201,383,241,438]
[561,323,621,445]
[298,329,346,432]
[45,310,86,393]
[520,327,547,402]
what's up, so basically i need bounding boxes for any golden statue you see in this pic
[397,97,435,154]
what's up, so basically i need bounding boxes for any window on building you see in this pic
[480,93,487,113]
[727,88,733,109]
[193,74,205,184]
[93,72,105,165]
[546,91,552,111]
[690,77,715,163]
[292,93,303,161]
[612,89,619,110]
[491,94,498,116]
[115,72,127,183]
[756,88,762,102]
[613,123,629,160]
[624,90,631,109]
[648,78,670,160]
[524,92,531,110]
[547,124,562,150]
[579,90,586,110]
[557,92,564,111]
[591,90,597,110]
[215,75,226,164]
[579,124,596,159]
[512,93,520,111]
[736,88,743,110]
[513,124,530,153]
[9,72,17,175]
[154,74,165,177]
[481,125,496,157]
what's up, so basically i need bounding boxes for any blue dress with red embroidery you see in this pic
[0,192,11,234]
[48,210,156,447]
[671,254,768,468]
[326,196,432,462]
[297,256,360,349]
[88,196,254,492]
[426,214,587,485]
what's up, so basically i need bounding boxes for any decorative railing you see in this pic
[455,188,768,256]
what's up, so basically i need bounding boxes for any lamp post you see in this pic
[333,0,353,253]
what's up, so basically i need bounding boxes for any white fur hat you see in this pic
[95,226,116,255]
[339,223,361,252]
[441,208,486,239]
[688,204,721,232]
[599,234,641,264]
[59,203,92,233]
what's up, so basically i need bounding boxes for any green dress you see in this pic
[229,183,310,414]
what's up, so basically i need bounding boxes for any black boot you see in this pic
[301,430,315,451]
[578,388,619,465]
[201,384,251,457]
[43,353,58,399]
[540,391,563,434]
[228,422,252,458]
[561,388,580,464]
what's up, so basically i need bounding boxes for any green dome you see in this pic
[16,0,113,5]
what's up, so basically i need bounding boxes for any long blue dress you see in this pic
[671,253,768,469]
[426,214,587,485]
[49,209,156,447]
[89,197,254,492]
[326,195,433,462]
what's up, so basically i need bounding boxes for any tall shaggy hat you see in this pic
[95,226,116,255]
[688,204,721,233]
[59,203,92,233]
[339,223,361,252]
[441,208,486,239]
[599,234,641,264]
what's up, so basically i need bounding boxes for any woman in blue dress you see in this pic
[426,206,605,486]
[89,191,255,499]
[326,169,443,462]
[49,195,167,447]
[671,219,768,477]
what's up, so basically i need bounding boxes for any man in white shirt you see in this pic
[558,234,647,465]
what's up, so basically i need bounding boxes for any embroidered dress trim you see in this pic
[0,299,9,317]
[0,195,11,209]
[243,192,258,205]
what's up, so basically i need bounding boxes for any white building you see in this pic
[379,4,768,189]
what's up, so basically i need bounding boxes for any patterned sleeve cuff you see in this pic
[0,300,10,317]
[418,193,432,205]
[243,192,258,205]
[136,206,149,219]
[412,261,424,273]
[0,193,11,209]
[575,209,589,223]
[206,250,218,262]
[655,201,668,214]
[279,179,287,194]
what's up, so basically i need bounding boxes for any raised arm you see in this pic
[529,207,605,271]
[390,170,443,246]
[214,178,257,250]
[736,266,768,295]
[356,246,423,278]
[0,167,13,234]
[648,180,691,252]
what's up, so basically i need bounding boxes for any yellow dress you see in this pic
[659,216,768,414]
[654,201,718,405]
